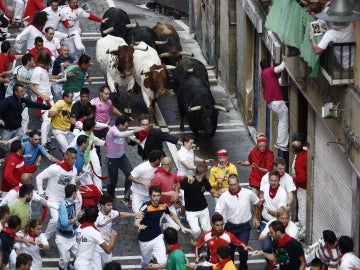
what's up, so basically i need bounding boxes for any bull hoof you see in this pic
[124,107,132,114]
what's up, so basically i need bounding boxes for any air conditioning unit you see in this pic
[321,102,339,119]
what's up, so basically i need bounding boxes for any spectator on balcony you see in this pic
[259,56,289,152]
[309,22,355,69]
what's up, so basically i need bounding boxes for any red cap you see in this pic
[217,149,228,157]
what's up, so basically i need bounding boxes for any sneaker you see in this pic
[274,143,289,151]
[45,142,56,150]
[190,238,198,246]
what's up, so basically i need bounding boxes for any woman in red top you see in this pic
[237,133,274,195]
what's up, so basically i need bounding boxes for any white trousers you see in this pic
[63,30,85,59]
[44,200,60,240]
[21,107,29,135]
[186,207,211,239]
[55,234,77,269]
[41,110,52,146]
[12,0,24,20]
[297,187,306,235]
[80,149,103,191]
[269,100,289,148]
[131,192,150,213]
[52,128,74,153]
[139,234,166,268]
[93,243,112,270]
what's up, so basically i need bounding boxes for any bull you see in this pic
[126,26,159,49]
[133,41,175,116]
[100,7,136,39]
[176,58,228,138]
[96,35,146,113]
[152,22,193,66]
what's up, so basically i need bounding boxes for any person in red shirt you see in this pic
[194,213,252,264]
[149,156,193,231]
[0,41,19,101]
[291,132,308,240]
[0,0,5,12]
[28,36,54,62]
[1,140,39,194]
[23,0,46,26]
[260,56,289,152]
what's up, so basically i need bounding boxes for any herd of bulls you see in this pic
[96,7,228,138]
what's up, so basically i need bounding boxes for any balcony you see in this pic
[320,42,355,85]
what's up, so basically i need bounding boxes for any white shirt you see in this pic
[15,25,45,51]
[260,172,296,193]
[58,5,90,33]
[318,23,355,68]
[15,231,48,270]
[75,226,105,269]
[36,163,77,202]
[215,188,259,224]
[338,252,360,270]
[260,184,287,221]
[260,220,299,240]
[94,209,119,254]
[30,66,52,99]
[130,161,157,196]
[44,36,61,57]
[177,146,195,176]
[43,6,64,30]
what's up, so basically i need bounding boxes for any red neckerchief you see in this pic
[217,257,232,269]
[80,222,98,230]
[211,228,224,237]
[275,233,292,247]
[216,161,230,168]
[229,186,241,197]
[138,125,153,142]
[167,243,182,254]
[1,227,16,237]
[156,166,171,175]
[56,160,73,172]
[269,186,279,199]
[28,231,37,242]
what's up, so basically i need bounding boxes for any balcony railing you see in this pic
[319,41,355,85]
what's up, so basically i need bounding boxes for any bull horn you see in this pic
[187,68,194,73]
[126,23,137,28]
[206,66,216,70]
[165,65,176,70]
[102,27,114,35]
[106,48,118,54]
[214,105,229,112]
[133,45,148,51]
[179,52,194,57]
[159,52,172,58]
[155,39,168,45]
[189,106,201,112]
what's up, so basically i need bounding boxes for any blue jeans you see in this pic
[260,220,273,253]
[224,221,251,270]
[107,155,132,200]
[0,127,25,152]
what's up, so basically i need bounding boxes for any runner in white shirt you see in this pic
[15,219,49,270]
[36,147,79,239]
[29,51,55,148]
[338,236,360,270]
[177,135,212,176]
[129,149,162,213]
[44,27,61,57]
[75,205,117,270]
[259,170,287,222]
[260,157,296,206]
[93,193,139,269]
